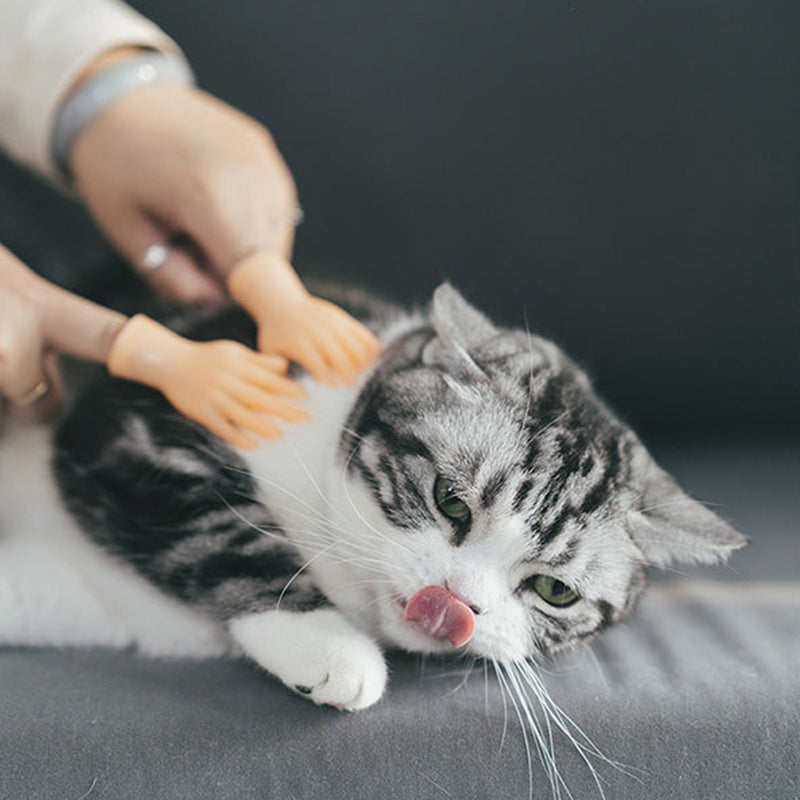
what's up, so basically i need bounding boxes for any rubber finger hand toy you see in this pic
[108,315,309,449]
[227,252,381,386]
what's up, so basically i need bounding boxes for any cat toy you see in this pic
[109,252,381,448]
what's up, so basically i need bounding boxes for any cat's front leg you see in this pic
[54,405,387,708]
[230,608,387,711]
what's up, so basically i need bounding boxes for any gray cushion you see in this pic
[2,444,797,799]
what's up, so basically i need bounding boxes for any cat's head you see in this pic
[335,284,745,663]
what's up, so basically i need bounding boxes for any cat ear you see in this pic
[422,284,499,379]
[629,450,747,567]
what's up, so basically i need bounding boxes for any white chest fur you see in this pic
[241,377,380,635]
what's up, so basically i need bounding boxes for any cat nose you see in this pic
[444,581,483,615]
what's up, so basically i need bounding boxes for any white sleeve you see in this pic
[0,0,190,182]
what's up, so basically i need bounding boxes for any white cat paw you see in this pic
[229,607,387,711]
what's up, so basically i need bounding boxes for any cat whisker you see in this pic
[517,659,643,784]
[213,495,289,543]
[442,657,478,697]
[489,655,645,800]
[508,661,570,800]
[493,661,538,800]
[637,498,726,515]
[323,577,397,596]
[528,406,576,448]
[226,482,411,572]
[276,541,339,610]
[340,424,369,446]
[339,446,418,561]
[497,665,510,753]
[220,497,345,557]
[284,437,354,529]
[225,465,333,529]
[596,497,728,536]
[216,493,392,578]
[510,320,538,458]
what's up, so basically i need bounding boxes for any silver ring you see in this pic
[10,376,51,408]
[139,243,170,274]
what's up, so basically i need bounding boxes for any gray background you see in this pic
[0,0,797,442]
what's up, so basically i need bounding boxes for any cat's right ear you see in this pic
[422,284,498,380]
[628,447,747,567]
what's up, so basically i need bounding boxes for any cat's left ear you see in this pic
[422,283,498,379]
[629,448,747,566]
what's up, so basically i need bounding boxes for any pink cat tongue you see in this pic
[404,585,475,648]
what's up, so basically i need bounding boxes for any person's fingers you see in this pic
[101,204,226,305]
[0,273,61,424]
[308,300,380,364]
[329,308,381,362]
[11,351,65,424]
[351,324,382,361]
[280,226,295,262]
[224,378,311,423]
[196,405,260,450]
[331,321,381,373]
[224,404,285,442]
[304,305,379,381]
[244,350,290,373]
[240,359,307,398]
[251,353,290,375]
[289,339,338,386]
[315,335,360,385]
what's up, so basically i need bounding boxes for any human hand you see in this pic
[69,74,299,305]
[0,246,64,424]
[228,253,381,385]
[107,315,310,449]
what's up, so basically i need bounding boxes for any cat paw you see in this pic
[229,608,387,711]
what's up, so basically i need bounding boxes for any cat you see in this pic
[0,283,745,714]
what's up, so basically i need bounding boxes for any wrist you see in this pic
[52,50,195,177]
[70,46,150,91]
[228,253,309,318]
[107,314,187,388]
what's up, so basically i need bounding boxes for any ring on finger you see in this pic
[10,375,51,408]
[138,243,170,274]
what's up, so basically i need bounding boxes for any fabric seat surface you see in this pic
[1,444,797,800]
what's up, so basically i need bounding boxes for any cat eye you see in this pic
[528,575,579,607]
[434,477,472,524]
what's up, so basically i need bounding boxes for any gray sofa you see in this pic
[1,1,797,798]
[2,446,797,799]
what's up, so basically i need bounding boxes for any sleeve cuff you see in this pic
[0,0,192,186]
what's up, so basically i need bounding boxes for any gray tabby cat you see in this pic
[0,284,744,713]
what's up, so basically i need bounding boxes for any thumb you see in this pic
[108,206,226,305]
